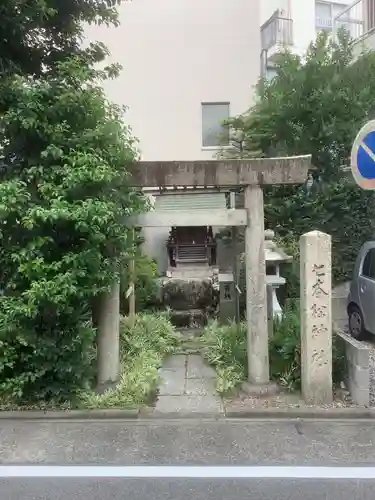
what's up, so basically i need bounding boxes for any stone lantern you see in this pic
[264,229,292,320]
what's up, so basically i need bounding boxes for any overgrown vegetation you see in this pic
[0,0,121,78]
[201,320,247,394]
[81,312,180,409]
[201,302,346,395]
[223,30,375,285]
[0,58,145,404]
[269,301,301,391]
[0,1,149,405]
[121,252,160,314]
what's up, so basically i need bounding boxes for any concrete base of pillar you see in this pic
[241,381,280,397]
[96,380,118,394]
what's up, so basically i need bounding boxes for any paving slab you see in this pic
[162,355,187,371]
[185,377,216,396]
[186,355,216,379]
[155,394,223,413]
[158,371,186,396]
[154,354,221,413]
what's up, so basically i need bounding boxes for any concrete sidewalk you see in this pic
[155,354,223,414]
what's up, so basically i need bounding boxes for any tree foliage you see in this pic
[226,31,375,283]
[0,57,145,403]
[0,0,122,77]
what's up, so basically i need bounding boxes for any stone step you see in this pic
[175,343,203,354]
[177,327,203,338]
[175,348,202,355]
[168,267,214,280]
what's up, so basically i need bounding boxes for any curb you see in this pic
[224,406,375,419]
[138,409,225,420]
[0,409,140,420]
[0,407,374,421]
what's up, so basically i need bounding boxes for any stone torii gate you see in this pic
[97,155,311,391]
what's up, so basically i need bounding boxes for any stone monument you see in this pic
[300,230,332,405]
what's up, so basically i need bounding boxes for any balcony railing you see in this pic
[316,17,333,30]
[334,0,375,41]
[261,9,293,52]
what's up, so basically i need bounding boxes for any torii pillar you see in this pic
[244,184,269,386]
[127,155,311,390]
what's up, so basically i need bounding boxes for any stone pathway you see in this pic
[155,354,223,414]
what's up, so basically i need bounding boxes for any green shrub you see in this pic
[0,60,145,404]
[202,301,346,394]
[120,312,180,358]
[0,303,95,404]
[270,300,346,391]
[201,320,246,394]
[120,253,160,313]
[274,235,300,301]
[269,300,301,390]
[81,312,180,409]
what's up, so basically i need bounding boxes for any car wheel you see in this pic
[348,305,366,341]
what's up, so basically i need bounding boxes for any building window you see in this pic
[315,1,347,32]
[201,102,230,148]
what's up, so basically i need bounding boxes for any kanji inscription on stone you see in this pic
[300,230,332,405]
[312,264,328,298]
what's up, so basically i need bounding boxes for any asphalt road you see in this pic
[1,418,375,499]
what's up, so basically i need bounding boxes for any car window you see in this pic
[361,249,375,279]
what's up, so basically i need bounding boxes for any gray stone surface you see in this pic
[185,378,216,396]
[162,355,186,371]
[155,394,222,413]
[158,372,186,396]
[2,419,375,465]
[335,330,370,406]
[1,477,374,500]
[96,281,120,385]
[128,157,311,188]
[3,418,375,499]
[186,355,216,379]
[241,381,279,397]
[155,354,222,414]
[300,230,332,405]
[244,184,269,385]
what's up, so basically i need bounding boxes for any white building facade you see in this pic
[87,0,261,162]
[261,0,353,79]
[85,0,262,272]
[334,0,375,58]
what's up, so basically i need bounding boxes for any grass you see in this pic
[200,319,247,394]
[201,300,346,396]
[80,312,181,409]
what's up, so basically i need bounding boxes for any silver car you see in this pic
[348,241,375,340]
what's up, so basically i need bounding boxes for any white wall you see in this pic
[85,0,261,161]
[290,0,318,56]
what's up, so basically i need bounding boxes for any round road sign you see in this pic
[351,120,375,190]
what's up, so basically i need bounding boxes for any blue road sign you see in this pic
[351,120,375,190]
